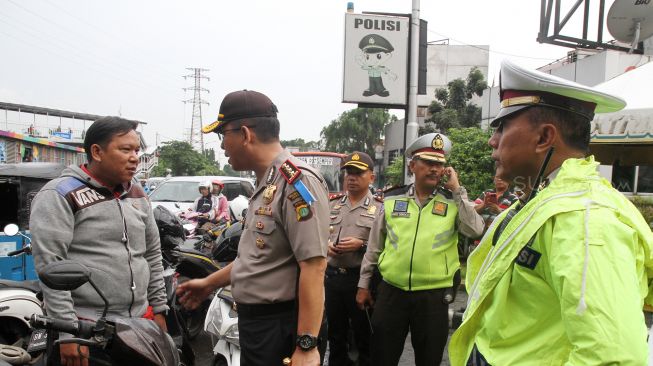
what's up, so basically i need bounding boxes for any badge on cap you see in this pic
[256,238,265,249]
[432,134,444,150]
[263,185,277,205]
[352,153,360,161]
[432,201,448,216]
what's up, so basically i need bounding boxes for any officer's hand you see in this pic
[485,202,502,214]
[443,167,460,191]
[327,241,342,257]
[336,237,364,253]
[176,278,212,310]
[291,347,320,366]
[356,288,374,310]
[60,343,89,366]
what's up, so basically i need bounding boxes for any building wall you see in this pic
[0,136,85,165]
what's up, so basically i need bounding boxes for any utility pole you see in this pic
[183,68,210,153]
[404,0,420,184]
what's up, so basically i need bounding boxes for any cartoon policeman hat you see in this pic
[405,133,452,163]
[359,34,395,54]
[491,60,626,128]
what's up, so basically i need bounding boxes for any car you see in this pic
[146,177,168,193]
[148,176,254,221]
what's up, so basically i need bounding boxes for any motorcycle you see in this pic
[29,260,180,366]
[0,223,44,366]
[204,287,239,366]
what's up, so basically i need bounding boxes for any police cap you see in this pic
[405,133,452,163]
[359,34,394,54]
[491,60,626,128]
[341,151,374,171]
[202,90,278,134]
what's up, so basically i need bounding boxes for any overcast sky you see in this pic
[1,0,603,155]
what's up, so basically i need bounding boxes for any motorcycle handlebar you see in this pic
[29,314,96,339]
[7,246,30,257]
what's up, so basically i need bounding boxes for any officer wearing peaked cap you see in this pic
[356,133,484,365]
[178,90,330,366]
[325,151,382,366]
[449,60,653,365]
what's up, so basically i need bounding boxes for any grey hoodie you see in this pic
[30,165,168,324]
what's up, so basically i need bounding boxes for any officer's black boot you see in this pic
[363,77,375,96]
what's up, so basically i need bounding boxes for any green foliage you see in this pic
[447,128,494,198]
[630,196,653,228]
[384,156,405,187]
[280,138,321,151]
[320,108,393,156]
[151,141,223,177]
[425,67,487,133]
[222,164,239,177]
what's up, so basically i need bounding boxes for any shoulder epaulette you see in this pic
[374,196,384,203]
[279,159,302,184]
[330,193,346,201]
[437,187,453,200]
[383,184,409,197]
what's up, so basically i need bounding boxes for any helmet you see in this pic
[198,180,212,191]
[211,180,224,189]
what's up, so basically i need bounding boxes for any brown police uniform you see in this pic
[324,151,382,366]
[231,149,329,304]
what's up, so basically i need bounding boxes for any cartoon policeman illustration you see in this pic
[355,34,398,97]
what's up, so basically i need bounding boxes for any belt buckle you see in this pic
[337,267,347,274]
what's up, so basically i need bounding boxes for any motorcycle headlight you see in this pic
[204,296,223,336]
[225,323,239,347]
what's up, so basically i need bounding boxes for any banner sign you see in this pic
[342,13,409,106]
[52,131,72,139]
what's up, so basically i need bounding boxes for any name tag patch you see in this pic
[515,246,541,270]
[391,200,410,217]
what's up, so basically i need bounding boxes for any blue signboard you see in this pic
[52,131,72,139]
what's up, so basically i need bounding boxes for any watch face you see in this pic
[298,335,316,350]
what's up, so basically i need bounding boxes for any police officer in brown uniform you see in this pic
[177,90,329,366]
[325,151,382,366]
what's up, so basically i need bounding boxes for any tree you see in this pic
[320,108,395,156]
[384,156,405,187]
[423,67,488,133]
[151,141,222,177]
[222,164,239,177]
[447,127,494,198]
[280,138,321,151]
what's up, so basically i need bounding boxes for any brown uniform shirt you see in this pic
[327,191,383,269]
[231,150,329,304]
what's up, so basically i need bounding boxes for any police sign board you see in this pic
[342,13,409,106]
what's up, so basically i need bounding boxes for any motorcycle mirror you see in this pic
[2,223,19,237]
[39,260,91,291]
[175,203,180,209]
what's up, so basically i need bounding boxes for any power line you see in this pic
[183,68,210,153]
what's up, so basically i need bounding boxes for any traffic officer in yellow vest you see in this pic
[356,133,484,366]
[326,151,383,366]
[177,90,329,366]
[448,60,653,365]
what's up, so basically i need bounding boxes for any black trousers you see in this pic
[370,281,449,366]
[325,269,371,366]
[239,308,297,366]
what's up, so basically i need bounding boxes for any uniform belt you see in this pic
[237,300,295,317]
[326,265,361,276]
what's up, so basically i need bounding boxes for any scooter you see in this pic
[29,260,180,366]
[204,287,240,366]
[0,223,44,365]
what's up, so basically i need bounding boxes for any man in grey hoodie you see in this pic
[30,116,168,366]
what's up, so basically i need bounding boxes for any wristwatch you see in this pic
[296,334,318,351]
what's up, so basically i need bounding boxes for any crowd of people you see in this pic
[28,59,653,366]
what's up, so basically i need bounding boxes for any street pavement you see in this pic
[190,289,469,366]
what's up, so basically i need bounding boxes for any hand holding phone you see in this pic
[485,192,498,205]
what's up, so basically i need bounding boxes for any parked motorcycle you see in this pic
[30,260,180,366]
[204,287,239,366]
[0,223,44,365]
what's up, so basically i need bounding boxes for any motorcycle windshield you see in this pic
[154,206,186,240]
[110,317,180,366]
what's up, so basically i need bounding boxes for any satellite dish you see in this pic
[607,0,653,52]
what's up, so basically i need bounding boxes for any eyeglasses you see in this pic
[217,125,257,141]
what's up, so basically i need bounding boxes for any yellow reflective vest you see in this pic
[449,157,653,365]
[379,190,460,291]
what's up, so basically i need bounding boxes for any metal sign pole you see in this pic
[404,0,420,184]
